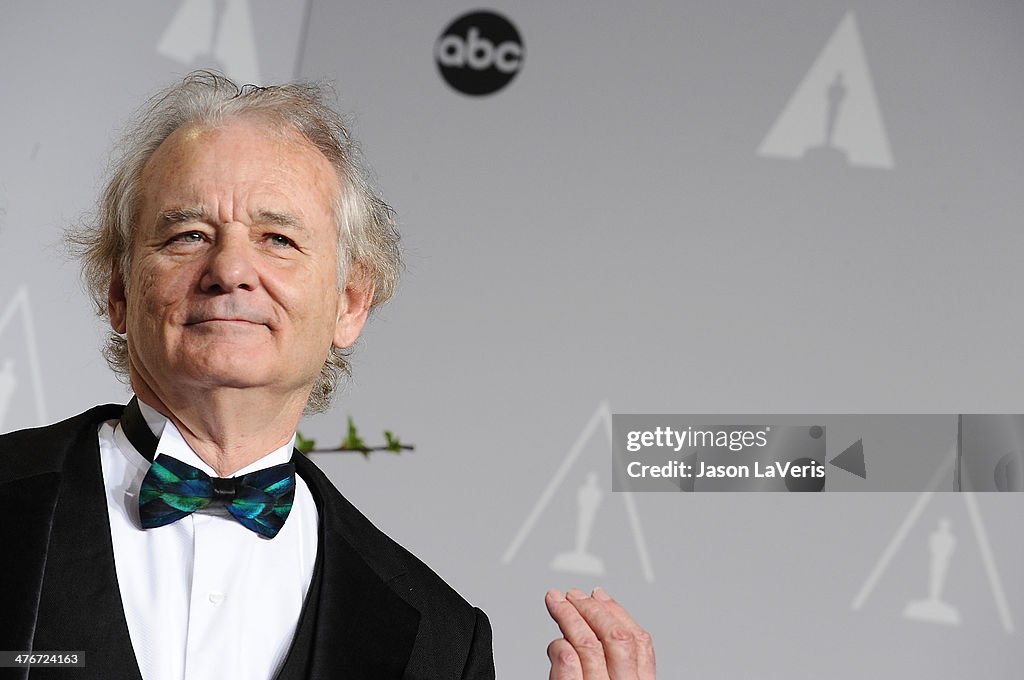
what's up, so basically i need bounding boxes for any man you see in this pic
[0,72,654,679]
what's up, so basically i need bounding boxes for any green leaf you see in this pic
[384,430,403,452]
[295,431,316,454]
[341,416,368,455]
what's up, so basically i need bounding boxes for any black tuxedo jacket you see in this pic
[0,405,494,679]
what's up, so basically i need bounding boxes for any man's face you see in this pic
[109,118,368,404]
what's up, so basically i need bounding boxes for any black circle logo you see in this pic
[435,11,524,96]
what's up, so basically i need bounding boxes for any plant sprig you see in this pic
[296,417,413,458]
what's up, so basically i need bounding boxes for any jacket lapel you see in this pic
[32,406,143,679]
[0,404,130,680]
[294,454,420,679]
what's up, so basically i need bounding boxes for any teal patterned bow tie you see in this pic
[139,453,296,539]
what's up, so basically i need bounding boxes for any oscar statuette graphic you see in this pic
[551,471,606,576]
[903,518,962,626]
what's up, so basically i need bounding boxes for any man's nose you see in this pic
[199,231,259,293]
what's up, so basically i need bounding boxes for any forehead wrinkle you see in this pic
[140,120,339,242]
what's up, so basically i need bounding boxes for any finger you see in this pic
[592,588,655,680]
[547,638,582,680]
[545,589,609,678]
[565,588,638,680]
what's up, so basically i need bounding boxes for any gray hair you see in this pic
[67,71,401,414]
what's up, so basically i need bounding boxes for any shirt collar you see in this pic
[121,395,297,477]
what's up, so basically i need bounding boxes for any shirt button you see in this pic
[208,592,225,605]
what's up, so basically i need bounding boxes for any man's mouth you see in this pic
[186,317,268,328]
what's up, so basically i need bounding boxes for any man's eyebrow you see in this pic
[254,210,305,230]
[157,207,208,228]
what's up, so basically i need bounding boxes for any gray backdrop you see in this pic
[2,1,1022,676]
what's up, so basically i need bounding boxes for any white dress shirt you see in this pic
[97,398,319,680]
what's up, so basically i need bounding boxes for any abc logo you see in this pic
[435,11,524,96]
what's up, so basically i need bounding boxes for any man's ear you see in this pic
[108,265,128,334]
[333,264,376,349]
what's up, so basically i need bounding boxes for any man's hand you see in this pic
[545,587,655,679]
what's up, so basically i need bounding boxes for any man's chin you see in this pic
[190,371,273,390]
[169,356,280,391]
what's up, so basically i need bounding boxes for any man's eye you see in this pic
[170,231,204,244]
[266,234,295,248]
